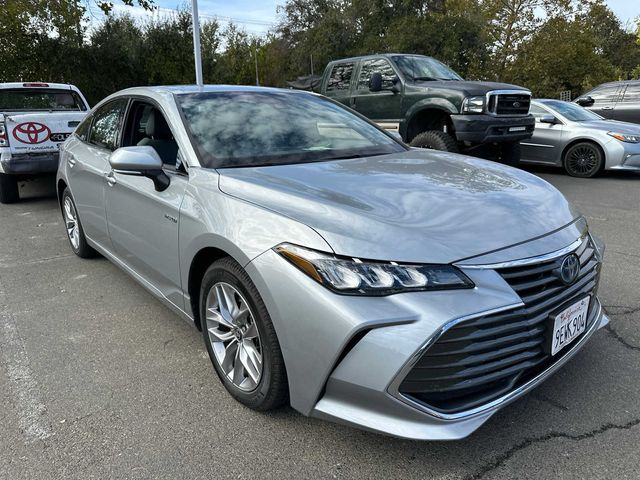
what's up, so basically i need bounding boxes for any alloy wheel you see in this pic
[205,282,263,392]
[567,145,599,176]
[63,197,80,250]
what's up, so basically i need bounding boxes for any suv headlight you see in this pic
[275,243,475,296]
[607,132,640,143]
[462,96,485,113]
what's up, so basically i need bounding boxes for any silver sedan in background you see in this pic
[521,99,640,177]
[57,86,607,440]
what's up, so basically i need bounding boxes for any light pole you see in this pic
[191,0,203,86]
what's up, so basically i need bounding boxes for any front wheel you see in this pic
[563,142,603,178]
[200,257,288,411]
[410,130,459,152]
[0,173,19,204]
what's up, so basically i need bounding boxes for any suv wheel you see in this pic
[0,173,19,204]
[410,130,459,153]
[62,188,97,258]
[200,257,288,411]
[563,142,603,178]
[495,142,521,167]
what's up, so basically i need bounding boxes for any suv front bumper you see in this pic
[451,114,535,144]
[0,151,60,175]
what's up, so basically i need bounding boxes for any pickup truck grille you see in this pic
[488,92,531,115]
[398,237,600,414]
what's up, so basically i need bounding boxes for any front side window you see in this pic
[622,84,640,103]
[391,55,463,82]
[89,99,128,151]
[326,63,354,92]
[357,59,397,90]
[0,89,86,111]
[529,104,550,120]
[177,91,405,168]
[588,85,621,102]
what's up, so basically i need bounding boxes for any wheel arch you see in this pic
[57,178,68,207]
[561,138,606,171]
[405,104,457,143]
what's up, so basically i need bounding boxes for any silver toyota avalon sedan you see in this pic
[57,86,608,440]
[521,99,640,177]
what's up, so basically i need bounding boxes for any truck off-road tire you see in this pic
[495,142,521,167]
[563,142,604,178]
[410,130,459,153]
[0,173,19,204]
[61,188,97,258]
[200,257,289,411]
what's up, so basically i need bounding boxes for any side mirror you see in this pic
[109,146,170,192]
[576,95,594,107]
[540,114,558,125]
[369,72,383,92]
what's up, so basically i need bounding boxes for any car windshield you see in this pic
[541,100,603,122]
[177,91,406,168]
[0,88,86,111]
[391,55,463,81]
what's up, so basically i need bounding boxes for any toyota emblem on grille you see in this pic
[559,254,580,285]
[512,101,521,108]
[12,122,51,144]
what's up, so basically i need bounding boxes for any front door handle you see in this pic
[602,106,614,110]
[105,171,116,186]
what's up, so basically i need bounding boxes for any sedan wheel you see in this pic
[61,188,96,258]
[564,142,603,178]
[200,257,288,410]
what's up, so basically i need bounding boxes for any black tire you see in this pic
[200,257,288,411]
[495,141,521,167]
[0,173,19,204]
[61,188,97,258]
[410,130,459,152]
[563,142,604,178]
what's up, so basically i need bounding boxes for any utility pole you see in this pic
[191,0,204,86]
[310,54,314,76]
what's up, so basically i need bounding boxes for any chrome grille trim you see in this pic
[485,89,532,116]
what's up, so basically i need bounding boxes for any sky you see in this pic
[100,0,638,34]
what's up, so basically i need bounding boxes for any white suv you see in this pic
[0,82,89,203]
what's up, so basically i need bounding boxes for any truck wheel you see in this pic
[0,173,19,204]
[410,130,459,153]
[495,142,521,167]
[563,142,603,178]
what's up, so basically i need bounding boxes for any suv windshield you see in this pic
[0,89,86,111]
[542,100,603,122]
[391,55,463,82]
[177,91,405,168]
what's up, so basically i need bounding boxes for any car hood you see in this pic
[218,150,578,264]
[413,80,528,97]
[575,119,640,134]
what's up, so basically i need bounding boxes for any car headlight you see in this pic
[274,243,475,295]
[607,132,640,143]
[461,96,485,113]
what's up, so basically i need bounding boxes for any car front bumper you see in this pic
[0,151,60,174]
[245,221,607,440]
[608,141,640,171]
[451,114,536,144]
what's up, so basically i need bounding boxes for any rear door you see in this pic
[612,83,640,124]
[585,84,624,119]
[104,99,187,308]
[322,62,356,107]
[351,58,402,131]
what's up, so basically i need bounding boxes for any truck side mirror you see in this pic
[369,72,383,92]
[576,96,594,107]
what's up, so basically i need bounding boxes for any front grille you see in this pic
[399,237,601,414]
[488,92,531,115]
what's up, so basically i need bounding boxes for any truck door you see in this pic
[585,83,624,119]
[612,83,639,124]
[351,58,403,132]
[322,62,356,107]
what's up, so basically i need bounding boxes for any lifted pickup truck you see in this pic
[319,54,535,165]
[0,82,89,203]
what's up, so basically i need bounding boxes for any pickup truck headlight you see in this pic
[607,132,640,143]
[461,96,485,113]
[275,243,475,295]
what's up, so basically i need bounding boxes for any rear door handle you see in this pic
[105,171,116,186]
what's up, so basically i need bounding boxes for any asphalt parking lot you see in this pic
[1,168,639,480]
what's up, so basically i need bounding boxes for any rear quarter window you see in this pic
[326,63,355,92]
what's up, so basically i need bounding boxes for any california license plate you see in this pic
[508,126,526,132]
[550,297,590,356]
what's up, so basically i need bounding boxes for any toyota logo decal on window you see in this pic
[12,122,51,144]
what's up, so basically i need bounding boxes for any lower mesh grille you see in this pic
[399,237,601,414]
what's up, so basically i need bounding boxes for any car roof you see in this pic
[113,84,313,96]
[0,82,79,91]
[590,79,640,88]
[327,53,431,64]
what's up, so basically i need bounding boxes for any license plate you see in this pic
[550,297,590,356]
[508,126,526,132]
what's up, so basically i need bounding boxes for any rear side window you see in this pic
[622,84,640,103]
[0,89,86,111]
[89,99,128,151]
[357,59,397,90]
[75,116,92,142]
[326,63,354,92]
[589,85,621,102]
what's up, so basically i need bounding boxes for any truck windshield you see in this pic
[0,89,86,111]
[391,56,463,82]
[177,91,406,168]
[541,100,603,122]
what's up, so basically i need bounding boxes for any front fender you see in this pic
[401,98,459,139]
